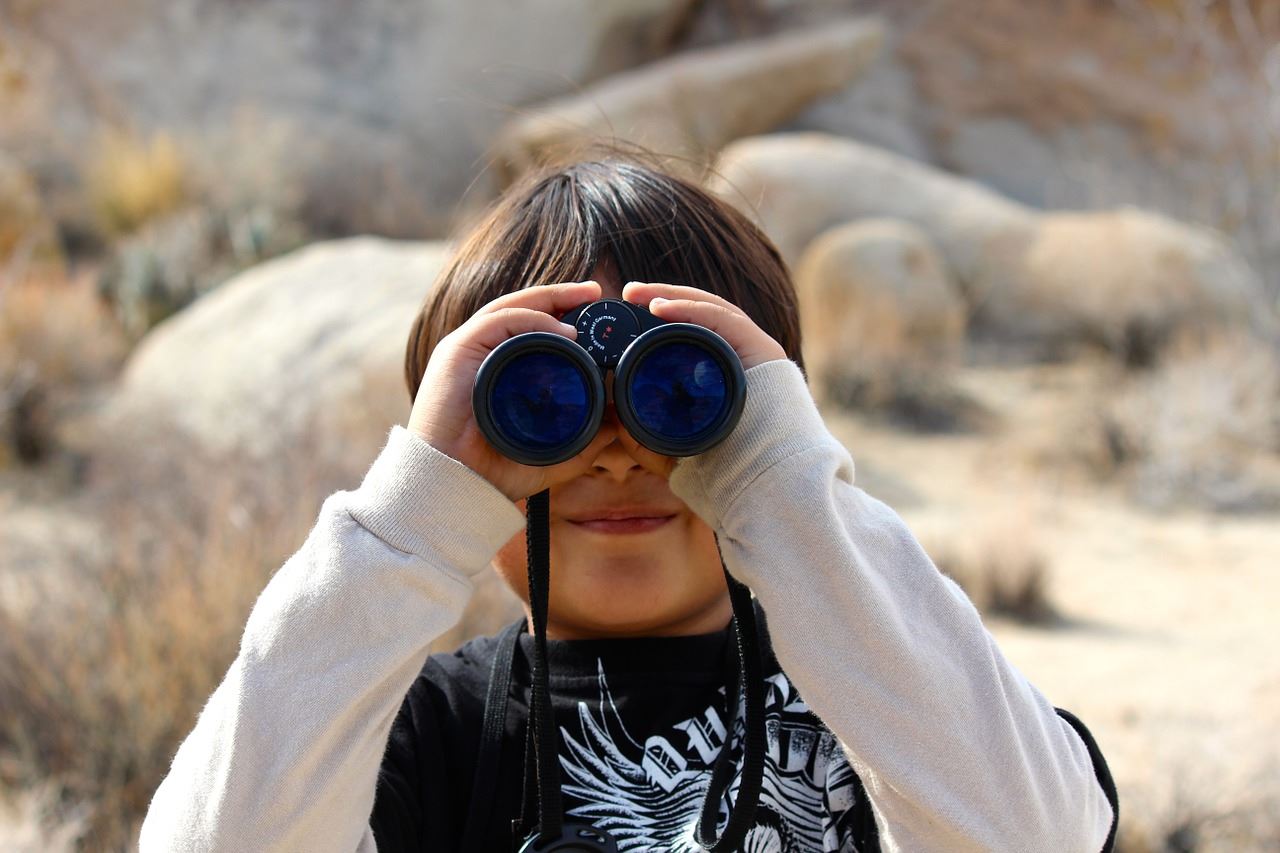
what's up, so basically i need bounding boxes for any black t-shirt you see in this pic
[369,614,880,852]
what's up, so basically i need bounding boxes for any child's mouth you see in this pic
[566,514,677,535]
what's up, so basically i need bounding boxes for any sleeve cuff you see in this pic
[668,358,851,529]
[344,425,527,576]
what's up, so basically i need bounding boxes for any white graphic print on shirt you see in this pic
[557,661,860,852]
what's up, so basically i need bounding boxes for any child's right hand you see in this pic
[406,280,615,503]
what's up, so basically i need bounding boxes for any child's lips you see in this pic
[565,513,678,535]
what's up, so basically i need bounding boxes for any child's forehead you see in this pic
[589,260,623,300]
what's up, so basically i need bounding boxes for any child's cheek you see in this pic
[491,528,530,604]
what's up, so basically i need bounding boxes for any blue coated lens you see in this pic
[491,352,592,450]
[628,342,729,440]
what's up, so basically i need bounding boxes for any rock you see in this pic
[1020,208,1265,365]
[5,0,699,237]
[794,218,964,386]
[100,237,450,462]
[81,235,527,674]
[711,132,1267,361]
[711,133,1034,329]
[493,18,883,183]
[786,31,934,164]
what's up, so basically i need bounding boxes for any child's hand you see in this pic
[621,281,789,370]
[407,280,616,502]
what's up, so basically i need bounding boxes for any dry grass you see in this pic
[824,357,993,435]
[1114,775,1280,853]
[0,410,354,849]
[92,112,311,340]
[0,270,128,469]
[0,356,517,849]
[86,130,190,238]
[924,514,1059,625]
[1101,329,1280,513]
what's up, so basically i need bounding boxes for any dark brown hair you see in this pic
[404,156,804,401]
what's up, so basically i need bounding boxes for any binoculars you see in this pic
[472,298,746,466]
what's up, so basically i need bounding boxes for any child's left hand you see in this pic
[621,281,789,370]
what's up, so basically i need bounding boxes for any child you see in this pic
[140,157,1117,852]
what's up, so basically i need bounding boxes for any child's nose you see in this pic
[589,403,643,481]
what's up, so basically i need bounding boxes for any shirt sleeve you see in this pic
[138,425,526,853]
[667,359,1116,853]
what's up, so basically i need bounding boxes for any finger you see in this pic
[621,281,747,318]
[645,297,746,339]
[644,297,786,369]
[461,306,579,352]
[477,280,603,319]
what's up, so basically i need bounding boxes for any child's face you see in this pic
[490,408,731,640]
[489,275,731,639]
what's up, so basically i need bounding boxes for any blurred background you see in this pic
[1,0,1278,849]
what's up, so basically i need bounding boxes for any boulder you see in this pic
[710,132,1267,361]
[794,218,964,386]
[86,235,526,651]
[493,19,883,183]
[1021,209,1265,364]
[100,237,449,462]
[709,133,1035,319]
[786,31,934,164]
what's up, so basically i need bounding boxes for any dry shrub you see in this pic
[1115,775,1280,853]
[0,368,520,848]
[0,782,88,853]
[87,130,190,238]
[0,411,352,849]
[825,356,992,435]
[0,153,57,268]
[925,514,1058,625]
[0,271,128,468]
[94,112,311,340]
[1101,329,1280,513]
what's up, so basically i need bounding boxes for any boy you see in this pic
[140,159,1117,852]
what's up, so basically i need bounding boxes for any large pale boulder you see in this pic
[101,237,448,461]
[81,237,527,653]
[1021,209,1264,363]
[493,19,883,183]
[794,218,965,386]
[4,0,698,236]
[710,133,1035,319]
[711,133,1267,360]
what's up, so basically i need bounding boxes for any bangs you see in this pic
[405,156,801,401]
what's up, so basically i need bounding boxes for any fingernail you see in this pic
[625,280,642,287]
[650,297,668,307]
[559,322,576,333]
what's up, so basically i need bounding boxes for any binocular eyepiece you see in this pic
[472,298,746,466]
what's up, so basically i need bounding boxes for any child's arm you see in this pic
[138,425,525,852]
[668,358,1116,853]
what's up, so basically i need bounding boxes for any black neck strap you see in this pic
[461,619,524,849]
[469,488,765,852]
